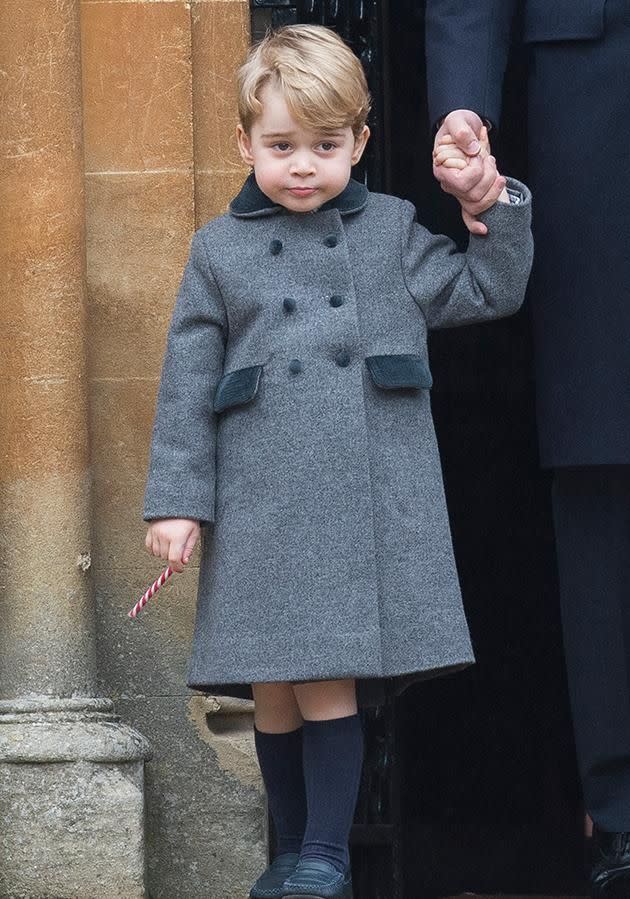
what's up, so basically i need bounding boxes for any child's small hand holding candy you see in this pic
[145,518,200,574]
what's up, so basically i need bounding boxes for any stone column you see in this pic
[192,0,252,224]
[0,2,150,896]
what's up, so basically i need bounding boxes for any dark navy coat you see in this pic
[425,0,630,466]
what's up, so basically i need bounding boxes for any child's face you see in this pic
[237,83,370,213]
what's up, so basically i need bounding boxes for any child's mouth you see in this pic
[288,187,317,198]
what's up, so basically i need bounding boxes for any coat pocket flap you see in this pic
[365,354,433,390]
[213,365,263,413]
[523,0,606,43]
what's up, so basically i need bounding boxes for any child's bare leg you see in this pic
[286,679,363,878]
[252,681,303,732]
[251,682,307,860]
[292,678,357,720]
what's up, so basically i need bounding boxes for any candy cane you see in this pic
[128,566,174,619]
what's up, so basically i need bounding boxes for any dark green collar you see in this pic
[229,173,369,218]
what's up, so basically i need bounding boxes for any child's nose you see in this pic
[289,153,316,176]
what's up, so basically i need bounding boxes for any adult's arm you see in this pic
[425,0,519,131]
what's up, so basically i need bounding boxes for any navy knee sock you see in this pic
[300,714,364,873]
[254,725,307,855]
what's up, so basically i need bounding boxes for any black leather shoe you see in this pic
[249,853,300,899]
[282,858,352,899]
[591,829,630,898]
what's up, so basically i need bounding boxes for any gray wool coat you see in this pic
[144,174,533,707]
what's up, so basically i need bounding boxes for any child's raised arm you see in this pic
[399,182,533,331]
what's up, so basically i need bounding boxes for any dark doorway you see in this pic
[388,5,587,897]
[251,2,588,896]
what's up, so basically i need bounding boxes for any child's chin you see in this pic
[283,195,322,212]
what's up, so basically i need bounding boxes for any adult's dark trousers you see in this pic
[552,465,630,831]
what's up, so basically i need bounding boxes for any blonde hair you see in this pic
[238,24,371,137]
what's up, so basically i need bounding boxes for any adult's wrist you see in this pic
[435,109,492,134]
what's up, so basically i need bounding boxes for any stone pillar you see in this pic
[77,0,265,893]
[0,2,150,896]
[192,0,252,224]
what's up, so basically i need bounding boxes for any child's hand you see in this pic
[145,518,200,573]
[433,125,509,232]
[433,124,492,169]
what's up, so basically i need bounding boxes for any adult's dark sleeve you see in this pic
[424,0,519,129]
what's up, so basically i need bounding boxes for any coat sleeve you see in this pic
[143,229,227,524]
[400,178,533,331]
[424,0,519,128]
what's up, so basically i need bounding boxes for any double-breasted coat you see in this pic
[144,174,533,706]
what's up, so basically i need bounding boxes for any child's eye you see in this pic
[319,142,337,152]
[273,142,291,152]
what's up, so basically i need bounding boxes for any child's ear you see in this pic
[237,125,255,167]
[351,125,370,166]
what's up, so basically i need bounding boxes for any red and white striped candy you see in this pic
[128,566,174,619]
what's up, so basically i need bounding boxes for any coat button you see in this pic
[283,297,296,313]
[329,295,344,308]
[288,359,303,374]
[335,351,351,368]
[323,235,338,248]
[270,239,283,255]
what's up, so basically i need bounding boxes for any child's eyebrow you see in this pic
[260,131,347,140]
[261,132,296,140]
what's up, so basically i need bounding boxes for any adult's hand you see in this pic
[433,109,505,236]
[436,108,483,156]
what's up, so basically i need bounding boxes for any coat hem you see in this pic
[186,653,475,708]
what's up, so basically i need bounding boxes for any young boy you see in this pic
[144,24,533,899]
